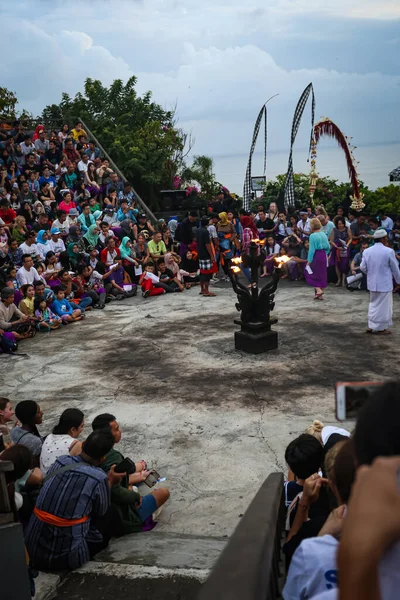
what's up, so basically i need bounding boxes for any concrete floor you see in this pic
[2,279,399,539]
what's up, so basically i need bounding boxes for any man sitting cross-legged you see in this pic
[92,413,170,536]
[25,430,124,571]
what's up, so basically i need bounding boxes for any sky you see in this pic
[1,0,399,185]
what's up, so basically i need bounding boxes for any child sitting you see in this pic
[34,298,62,331]
[139,264,165,298]
[51,287,84,323]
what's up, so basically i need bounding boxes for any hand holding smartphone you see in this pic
[335,381,383,421]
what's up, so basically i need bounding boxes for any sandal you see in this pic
[314,293,324,300]
[371,330,392,335]
[203,292,216,297]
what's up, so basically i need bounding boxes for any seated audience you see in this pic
[11,400,44,466]
[92,413,170,536]
[24,430,122,570]
[40,408,84,475]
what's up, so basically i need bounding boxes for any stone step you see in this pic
[95,530,227,571]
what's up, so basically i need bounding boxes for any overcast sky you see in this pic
[1,0,399,161]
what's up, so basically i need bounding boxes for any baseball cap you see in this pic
[68,208,78,216]
[51,227,61,235]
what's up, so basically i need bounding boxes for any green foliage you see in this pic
[365,185,400,215]
[182,154,222,200]
[42,77,190,208]
[0,87,18,118]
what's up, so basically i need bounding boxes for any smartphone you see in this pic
[144,470,161,488]
[114,457,136,475]
[335,381,383,421]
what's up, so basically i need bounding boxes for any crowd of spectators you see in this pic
[0,397,170,593]
[280,380,400,600]
[1,120,399,350]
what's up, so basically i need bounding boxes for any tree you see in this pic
[181,154,225,200]
[42,77,191,208]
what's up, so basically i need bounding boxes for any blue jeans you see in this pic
[77,297,92,310]
[241,266,251,282]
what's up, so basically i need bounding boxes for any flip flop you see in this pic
[203,292,216,297]
[314,293,324,300]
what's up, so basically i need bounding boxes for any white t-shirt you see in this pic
[16,266,41,287]
[48,238,66,254]
[267,243,280,256]
[207,224,218,240]
[52,219,69,235]
[19,242,40,260]
[283,534,400,600]
[321,426,351,447]
[40,433,76,475]
[381,216,394,231]
[297,218,311,236]
[78,160,89,173]
[283,535,339,600]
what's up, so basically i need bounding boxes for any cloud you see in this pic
[0,0,398,184]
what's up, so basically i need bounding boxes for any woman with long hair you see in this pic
[329,216,353,287]
[305,218,331,300]
[40,408,84,475]
[58,123,70,147]
[84,162,100,197]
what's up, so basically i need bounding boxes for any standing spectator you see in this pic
[196,216,217,297]
[176,211,197,257]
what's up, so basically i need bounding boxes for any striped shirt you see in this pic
[25,455,110,570]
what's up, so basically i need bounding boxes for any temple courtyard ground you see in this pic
[2,279,399,598]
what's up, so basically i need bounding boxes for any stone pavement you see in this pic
[2,279,399,543]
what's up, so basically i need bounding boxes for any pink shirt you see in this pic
[58,200,77,214]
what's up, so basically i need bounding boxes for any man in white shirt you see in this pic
[20,135,35,155]
[379,211,394,231]
[16,254,41,287]
[297,211,311,239]
[19,231,40,262]
[78,153,90,175]
[48,228,66,257]
[360,229,400,334]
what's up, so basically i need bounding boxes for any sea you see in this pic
[211,141,400,197]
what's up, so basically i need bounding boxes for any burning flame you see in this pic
[251,238,260,243]
[232,257,243,264]
[231,266,241,274]
[275,255,290,268]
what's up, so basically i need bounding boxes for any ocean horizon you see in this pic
[211,141,400,197]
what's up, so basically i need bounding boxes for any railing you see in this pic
[198,473,285,600]
[0,117,158,224]
[78,117,158,224]
[0,460,31,599]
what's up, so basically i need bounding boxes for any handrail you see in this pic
[78,116,158,224]
[198,473,285,600]
[0,117,158,224]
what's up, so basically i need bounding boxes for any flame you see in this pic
[231,266,241,274]
[232,256,242,264]
[251,238,260,243]
[275,255,290,268]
